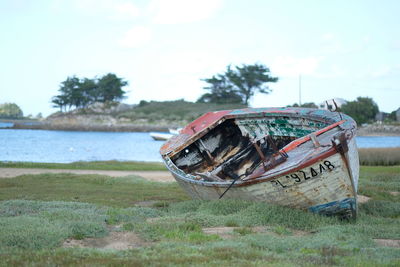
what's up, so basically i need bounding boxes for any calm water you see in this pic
[0,129,399,163]
[0,122,13,128]
[0,129,163,163]
[356,136,400,148]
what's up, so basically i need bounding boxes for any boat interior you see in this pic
[170,116,332,181]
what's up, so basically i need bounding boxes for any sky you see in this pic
[1,0,399,116]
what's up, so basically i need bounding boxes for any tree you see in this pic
[341,97,379,125]
[198,63,278,105]
[0,103,23,118]
[225,64,278,105]
[197,75,242,104]
[80,78,98,106]
[51,95,67,112]
[51,73,128,111]
[52,76,82,111]
[97,73,128,102]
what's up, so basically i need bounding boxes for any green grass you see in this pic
[0,173,189,207]
[117,100,246,124]
[358,165,400,202]
[0,160,166,171]
[0,166,399,266]
[359,147,400,166]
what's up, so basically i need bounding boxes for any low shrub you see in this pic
[0,216,67,249]
[0,200,108,249]
[359,200,400,218]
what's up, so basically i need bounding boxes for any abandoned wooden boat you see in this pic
[160,107,359,219]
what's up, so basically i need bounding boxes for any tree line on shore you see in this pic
[50,64,278,111]
[3,63,399,124]
[51,73,128,112]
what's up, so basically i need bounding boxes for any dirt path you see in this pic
[0,168,174,182]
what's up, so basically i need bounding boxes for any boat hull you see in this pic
[160,107,359,219]
[164,137,358,219]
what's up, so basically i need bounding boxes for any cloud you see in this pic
[154,50,224,74]
[271,56,320,77]
[322,33,335,41]
[111,2,140,19]
[391,40,400,50]
[369,65,400,78]
[319,33,345,54]
[118,26,152,48]
[68,0,140,19]
[149,0,223,24]
[130,48,230,102]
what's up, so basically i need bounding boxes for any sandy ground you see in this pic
[63,231,151,250]
[0,168,174,182]
[62,226,400,250]
[374,239,400,248]
[62,226,310,250]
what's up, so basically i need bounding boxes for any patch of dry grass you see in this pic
[359,147,400,166]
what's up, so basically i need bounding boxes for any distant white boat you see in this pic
[149,132,174,141]
[150,128,182,141]
[168,128,182,135]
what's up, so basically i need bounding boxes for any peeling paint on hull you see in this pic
[161,107,359,219]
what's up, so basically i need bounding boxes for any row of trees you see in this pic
[50,66,391,127]
[51,73,128,111]
[287,98,380,125]
[51,64,277,111]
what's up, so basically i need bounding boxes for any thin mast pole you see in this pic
[299,74,302,106]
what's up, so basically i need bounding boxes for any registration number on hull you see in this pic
[270,160,336,189]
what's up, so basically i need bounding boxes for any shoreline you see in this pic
[3,123,400,136]
[357,133,400,137]
[6,122,170,132]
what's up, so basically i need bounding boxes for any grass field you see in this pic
[0,165,399,266]
[117,100,246,125]
[0,160,166,171]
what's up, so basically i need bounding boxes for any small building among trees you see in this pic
[375,112,389,122]
[396,108,400,122]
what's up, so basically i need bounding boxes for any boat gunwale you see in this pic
[160,107,353,157]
